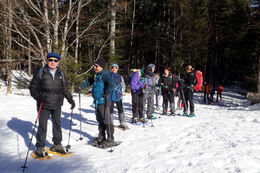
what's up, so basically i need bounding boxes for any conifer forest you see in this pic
[0,0,259,93]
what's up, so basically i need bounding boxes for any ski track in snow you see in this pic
[0,85,260,173]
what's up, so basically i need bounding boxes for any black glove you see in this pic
[70,100,75,109]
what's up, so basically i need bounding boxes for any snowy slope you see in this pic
[0,86,260,173]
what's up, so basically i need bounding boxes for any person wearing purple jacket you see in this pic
[130,65,153,123]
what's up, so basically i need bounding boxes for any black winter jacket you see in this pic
[158,73,178,93]
[184,71,196,89]
[29,65,73,109]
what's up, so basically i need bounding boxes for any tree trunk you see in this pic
[61,0,72,58]
[28,32,32,77]
[75,0,83,63]
[6,0,12,94]
[53,0,59,49]
[43,0,51,52]
[258,54,260,93]
[110,0,116,57]
[129,0,136,70]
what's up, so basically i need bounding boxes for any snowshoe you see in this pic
[31,152,52,160]
[49,144,67,154]
[92,136,105,145]
[187,112,196,117]
[32,147,52,160]
[181,112,188,117]
[100,140,122,149]
[88,140,122,149]
[45,147,72,157]
[139,118,148,123]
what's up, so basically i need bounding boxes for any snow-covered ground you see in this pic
[0,83,260,173]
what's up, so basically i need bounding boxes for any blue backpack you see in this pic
[111,73,122,102]
[92,74,105,105]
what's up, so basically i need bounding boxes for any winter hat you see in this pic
[110,63,119,70]
[94,58,106,69]
[148,64,155,69]
[47,52,61,60]
[144,65,154,77]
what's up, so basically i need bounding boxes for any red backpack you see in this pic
[194,70,203,91]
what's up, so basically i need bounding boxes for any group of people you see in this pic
[202,81,223,104]
[29,52,203,157]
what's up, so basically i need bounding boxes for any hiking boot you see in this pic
[92,135,105,145]
[50,144,67,154]
[147,116,152,119]
[101,139,115,148]
[131,117,139,123]
[162,110,167,115]
[118,122,128,130]
[182,112,188,117]
[170,110,176,116]
[188,112,195,117]
[139,117,148,123]
[35,147,48,157]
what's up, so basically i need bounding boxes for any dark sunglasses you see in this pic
[48,59,59,63]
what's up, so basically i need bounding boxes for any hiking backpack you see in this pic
[110,73,123,102]
[193,70,203,91]
[127,69,139,85]
[172,74,179,92]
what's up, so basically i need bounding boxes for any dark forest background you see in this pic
[0,0,259,93]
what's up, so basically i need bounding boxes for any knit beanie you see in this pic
[95,58,106,69]
[110,63,119,70]
[148,64,155,69]
[144,65,153,77]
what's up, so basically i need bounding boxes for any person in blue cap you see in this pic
[110,63,128,130]
[29,52,75,157]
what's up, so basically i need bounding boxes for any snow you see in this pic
[0,84,260,173]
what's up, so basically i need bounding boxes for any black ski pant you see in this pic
[36,107,62,148]
[96,102,114,141]
[110,99,125,123]
[155,90,160,108]
[204,93,210,103]
[162,90,175,112]
[177,89,184,108]
[217,93,222,102]
[146,93,154,118]
[131,92,144,119]
[183,88,194,113]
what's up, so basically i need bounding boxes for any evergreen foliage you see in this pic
[0,0,259,91]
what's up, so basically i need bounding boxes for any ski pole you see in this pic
[78,91,83,140]
[21,102,43,173]
[66,109,73,150]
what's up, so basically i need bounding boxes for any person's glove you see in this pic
[70,100,76,109]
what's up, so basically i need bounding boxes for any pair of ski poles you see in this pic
[22,92,83,172]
